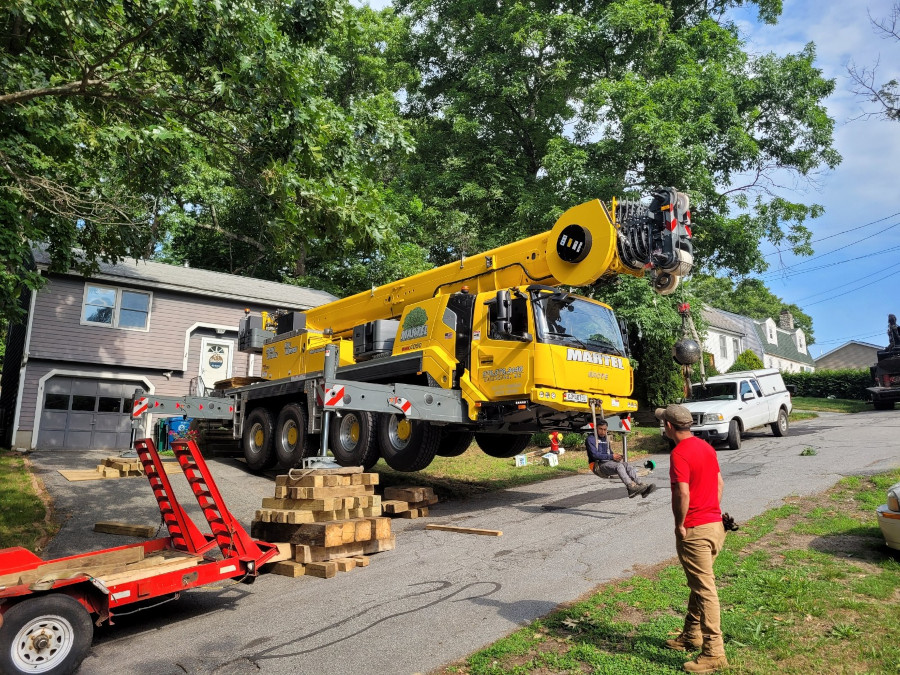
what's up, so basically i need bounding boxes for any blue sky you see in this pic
[356,0,900,357]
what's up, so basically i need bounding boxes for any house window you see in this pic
[732,338,739,355]
[81,284,151,330]
[719,335,727,357]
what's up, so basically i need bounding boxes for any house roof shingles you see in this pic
[33,249,337,310]
[752,321,815,366]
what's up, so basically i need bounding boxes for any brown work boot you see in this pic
[640,483,657,498]
[627,482,643,498]
[664,634,702,651]
[683,653,729,673]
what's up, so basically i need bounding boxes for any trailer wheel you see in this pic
[243,407,277,472]
[726,419,742,450]
[770,408,789,437]
[377,415,440,471]
[0,594,93,675]
[437,431,475,457]
[474,433,531,458]
[275,404,310,469]
[330,411,379,469]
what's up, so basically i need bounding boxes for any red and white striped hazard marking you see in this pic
[324,386,345,407]
[132,397,149,418]
[621,417,632,432]
[388,396,412,416]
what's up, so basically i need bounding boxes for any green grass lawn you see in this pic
[437,469,900,675]
[792,397,870,414]
[0,451,57,552]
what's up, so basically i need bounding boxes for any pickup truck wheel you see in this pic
[726,419,742,450]
[437,431,475,457]
[378,415,440,471]
[0,594,93,675]
[275,404,311,469]
[330,411,379,469]
[475,433,532,458]
[874,399,895,410]
[243,407,277,472]
[771,408,789,437]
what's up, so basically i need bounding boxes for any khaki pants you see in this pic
[676,520,727,656]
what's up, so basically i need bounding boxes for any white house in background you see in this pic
[701,307,815,374]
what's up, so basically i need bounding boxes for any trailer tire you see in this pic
[437,430,475,457]
[275,404,310,469]
[243,407,277,472]
[330,411,379,469]
[0,594,93,675]
[377,415,440,471]
[475,433,532,458]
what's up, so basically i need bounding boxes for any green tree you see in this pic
[688,275,815,344]
[849,2,900,121]
[0,0,411,321]
[728,349,765,372]
[393,0,839,275]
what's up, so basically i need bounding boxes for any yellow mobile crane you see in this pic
[228,188,693,472]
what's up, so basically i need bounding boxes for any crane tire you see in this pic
[330,411,379,469]
[377,415,440,471]
[436,431,475,457]
[275,403,310,469]
[243,407,277,472]
[0,594,93,675]
[475,433,532,458]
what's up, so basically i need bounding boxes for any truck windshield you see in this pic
[688,383,737,401]
[533,294,625,356]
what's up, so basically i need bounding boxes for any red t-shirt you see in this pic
[670,436,722,528]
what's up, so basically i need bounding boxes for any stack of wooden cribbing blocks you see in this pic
[97,457,144,478]
[251,466,394,579]
[381,486,438,519]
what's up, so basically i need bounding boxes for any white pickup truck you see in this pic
[669,369,792,450]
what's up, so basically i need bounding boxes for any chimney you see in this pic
[779,310,794,331]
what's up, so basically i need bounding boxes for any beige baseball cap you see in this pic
[654,404,693,427]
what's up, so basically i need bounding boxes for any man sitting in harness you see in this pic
[586,419,656,498]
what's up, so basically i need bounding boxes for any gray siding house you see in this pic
[0,252,335,451]
[814,341,883,370]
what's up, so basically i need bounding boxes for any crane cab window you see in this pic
[487,295,529,341]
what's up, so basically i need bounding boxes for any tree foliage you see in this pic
[0,0,411,321]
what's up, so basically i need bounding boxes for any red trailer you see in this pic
[0,438,279,675]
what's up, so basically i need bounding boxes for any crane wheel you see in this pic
[243,407,277,472]
[330,411,379,469]
[437,430,475,457]
[0,594,93,675]
[475,433,532,458]
[377,415,440,471]
[275,404,311,469]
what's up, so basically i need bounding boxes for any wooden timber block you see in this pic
[409,495,439,508]
[251,521,306,543]
[253,509,316,525]
[97,556,202,586]
[274,486,288,498]
[293,535,396,563]
[288,485,375,500]
[268,542,294,563]
[305,561,337,579]
[93,521,157,538]
[262,497,344,511]
[270,561,307,578]
[293,520,362,548]
[351,555,370,567]
[371,517,391,540]
[383,486,435,503]
[425,524,502,536]
[335,558,357,572]
[382,500,410,514]
[401,507,428,519]
[0,546,147,588]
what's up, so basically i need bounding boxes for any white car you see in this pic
[877,481,900,550]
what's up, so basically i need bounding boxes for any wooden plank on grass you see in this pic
[425,524,502,536]
[93,522,157,538]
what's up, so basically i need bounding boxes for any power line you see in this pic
[803,265,900,307]
[791,261,900,302]
[760,244,900,282]
[764,210,900,258]
[813,330,884,345]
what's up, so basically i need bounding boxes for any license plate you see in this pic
[563,392,588,403]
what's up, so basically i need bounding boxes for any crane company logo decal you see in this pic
[401,307,429,341]
[566,348,624,369]
[482,366,524,382]
[265,346,278,360]
[284,341,298,355]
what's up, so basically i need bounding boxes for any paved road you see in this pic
[26,408,900,674]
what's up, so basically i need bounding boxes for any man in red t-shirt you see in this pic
[656,403,728,673]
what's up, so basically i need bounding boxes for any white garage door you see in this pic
[39,377,146,450]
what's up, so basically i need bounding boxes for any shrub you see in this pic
[531,432,586,449]
[782,369,871,400]
[728,349,764,372]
